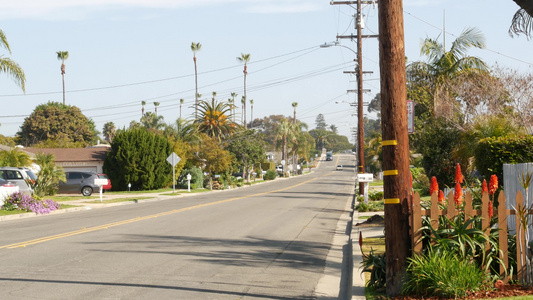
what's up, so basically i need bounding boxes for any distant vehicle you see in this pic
[0,167,37,195]
[336,164,343,170]
[59,171,109,196]
[326,152,333,161]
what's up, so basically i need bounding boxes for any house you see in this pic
[25,146,110,173]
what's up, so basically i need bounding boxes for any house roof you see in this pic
[24,148,109,162]
[0,145,36,158]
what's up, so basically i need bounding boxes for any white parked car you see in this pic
[0,167,37,195]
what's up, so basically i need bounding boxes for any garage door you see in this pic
[63,167,97,173]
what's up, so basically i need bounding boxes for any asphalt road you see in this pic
[0,154,357,300]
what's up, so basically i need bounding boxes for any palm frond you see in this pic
[0,29,11,54]
[0,56,26,92]
[509,9,533,39]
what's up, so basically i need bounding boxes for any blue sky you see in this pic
[0,0,531,143]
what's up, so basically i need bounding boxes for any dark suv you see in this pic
[58,171,101,196]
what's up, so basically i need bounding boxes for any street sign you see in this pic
[166,152,181,166]
[407,100,414,134]
[166,152,181,193]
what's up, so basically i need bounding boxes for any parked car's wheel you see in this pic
[81,186,93,196]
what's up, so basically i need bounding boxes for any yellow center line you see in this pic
[1,176,320,249]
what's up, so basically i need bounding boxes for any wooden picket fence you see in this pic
[411,189,532,282]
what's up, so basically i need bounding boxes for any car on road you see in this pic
[336,164,343,170]
[59,171,111,196]
[0,167,37,195]
[326,151,333,161]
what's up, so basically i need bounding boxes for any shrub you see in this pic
[403,248,490,298]
[264,169,277,180]
[104,128,173,191]
[368,190,384,201]
[362,248,386,291]
[355,201,369,212]
[2,192,60,214]
[475,135,533,185]
[178,167,204,189]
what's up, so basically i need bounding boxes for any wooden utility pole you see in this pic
[331,0,377,195]
[378,0,411,297]
[356,0,365,195]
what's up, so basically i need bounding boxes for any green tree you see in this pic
[237,53,251,127]
[191,42,202,119]
[0,147,31,167]
[195,98,236,140]
[0,134,16,147]
[103,128,172,190]
[0,29,25,92]
[315,114,327,130]
[166,118,198,143]
[419,118,462,187]
[17,102,97,147]
[56,51,69,105]
[102,121,116,143]
[225,129,266,181]
[191,134,233,189]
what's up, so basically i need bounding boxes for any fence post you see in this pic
[498,192,509,282]
[516,191,525,282]
[412,192,422,254]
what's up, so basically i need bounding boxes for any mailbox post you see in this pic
[94,178,108,202]
[357,173,374,204]
[186,173,192,192]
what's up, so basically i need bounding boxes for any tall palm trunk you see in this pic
[243,66,247,128]
[194,57,198,119]
[61,63,66,105]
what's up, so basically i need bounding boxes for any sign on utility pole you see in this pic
[166,152,181,193]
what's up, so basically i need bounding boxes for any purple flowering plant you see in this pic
[2,192,60,214]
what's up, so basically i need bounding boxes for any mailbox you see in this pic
[94,178,108,187]
[358,173,374,183]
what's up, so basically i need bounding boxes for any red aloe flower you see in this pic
[455,163,464,184]
[488,201,494,218]
[482,179,488,195]
[489,175,498,195]
[438,190,445,204]
[454,182,463,206]
[430,176,439,196]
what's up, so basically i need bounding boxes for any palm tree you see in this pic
[179,99,185,119]
[141,112,165,131]
[195,98,236,140]
[237,53,251,128]
[275,118,298,177]
[292,102,298,124]
[141,100,146,116]
[241,96,246,125]
[170,118,198,143]
[102,121,116,143]
[249,99,254,128]
[191,42,202,119]
[0,147,31,167]
[407,27,488,118]
[154,102,160,116]
[230,92,238,122]
[212,91,217,101]
[56,51,69,105]
[0,29,25,92]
